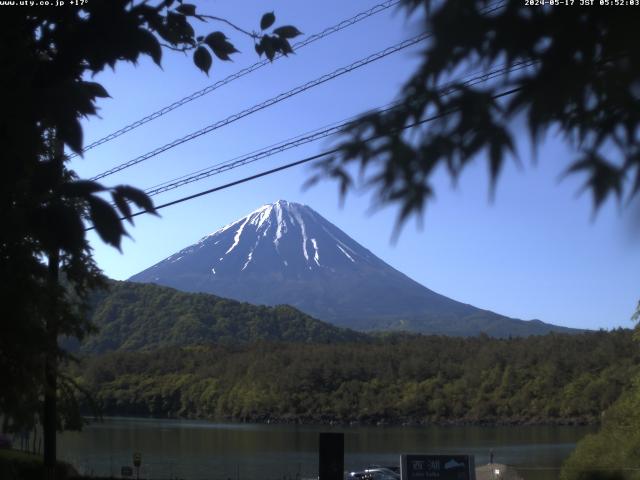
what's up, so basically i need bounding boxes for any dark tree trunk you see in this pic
[44,132,63,480]
[44,247,59,480]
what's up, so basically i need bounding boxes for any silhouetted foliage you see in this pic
[73,329,638,425]
[0,449,78,480]
[0,0,298,433]
[561,374,640,480]
[310,0,640,230]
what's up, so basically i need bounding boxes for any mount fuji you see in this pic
[129,200,577,337]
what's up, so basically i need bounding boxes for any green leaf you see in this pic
[135,28,162,66]
[60,180,106,198]
[59,118,83,155]
[176,3,196,15]
[564,153,623,209]
[114,186,158,215]
[43,204,86,254]
[80,81,110,99]
[260,11,275,30]
[193,46,212,74]
[111,191,133,225]
[205,32,238,61]
[204,31,226,45]
[260,36,276,61]
[87,196,126,250]
[166,11,195,43]
[56,204,86,254]
[488,139,502,194]
[255,42,264,57]
[213,43,238,61]
[274,37,293,56]
[273,26,302,39]
[155,19,180,45]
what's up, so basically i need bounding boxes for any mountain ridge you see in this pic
[67,280,366,354]
[129,200,580,337]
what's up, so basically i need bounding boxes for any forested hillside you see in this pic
[561,373,640,480]
[70,281,364,353]
[76,329,638,425]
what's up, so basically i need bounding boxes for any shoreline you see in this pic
[85,412,598,428]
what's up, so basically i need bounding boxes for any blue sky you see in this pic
[70,0,640,331]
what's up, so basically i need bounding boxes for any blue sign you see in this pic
[400,454,475,480]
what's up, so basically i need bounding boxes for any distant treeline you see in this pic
[70,281,365,354]
[75,329,639,425]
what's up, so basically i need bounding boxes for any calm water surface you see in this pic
[57,417,595,480]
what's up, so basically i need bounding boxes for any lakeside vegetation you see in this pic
[561,374,640,480]
[74,329,638,426]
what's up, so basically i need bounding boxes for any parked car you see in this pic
[348,467,400,480]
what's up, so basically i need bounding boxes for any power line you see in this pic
[144,118,356,195]
[91,32,431,181]
[70,0,402,158]
[89,0,508,181]
[142,61,536,197]
[85,86,521,231]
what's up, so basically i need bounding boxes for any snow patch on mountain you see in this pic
[226,216,251,254]
[311,238,321,266]
[290,205,310,262]
[274,201,288,248]
[337,244,355,263]
[250,204,272,230]
[242,251,253,271]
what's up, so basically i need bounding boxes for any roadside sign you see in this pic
[121,466,133,477]
[400,454,476,480]
[133,452,142,468]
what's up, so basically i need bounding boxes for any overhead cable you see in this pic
[70,0,402,158]
[143,60,537,197]
[91,32,431,181]
[85,86,521,231]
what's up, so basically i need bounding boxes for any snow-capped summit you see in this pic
[129,200,577,336]
[153,200,379,279]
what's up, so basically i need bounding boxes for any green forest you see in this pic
[74,329,638,426]
[560,374,640,480]
[66,281,365,353]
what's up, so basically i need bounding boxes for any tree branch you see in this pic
[197,14,258,39]
[160,42,194,53]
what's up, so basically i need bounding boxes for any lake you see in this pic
[57,417,595,480]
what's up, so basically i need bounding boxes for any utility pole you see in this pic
[43,131,63,480]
